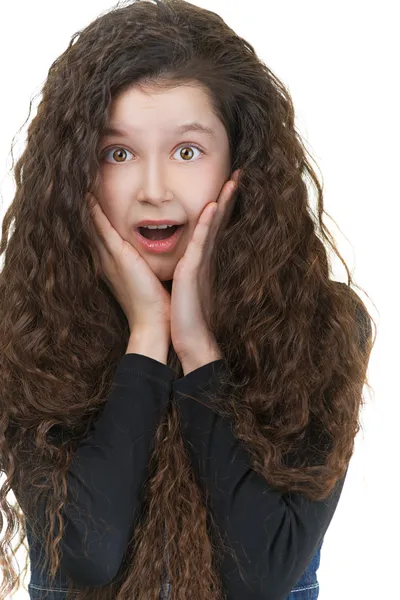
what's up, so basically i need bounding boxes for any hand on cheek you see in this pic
[170,169,241,367]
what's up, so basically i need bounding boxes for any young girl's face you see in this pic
[95,82,232,284]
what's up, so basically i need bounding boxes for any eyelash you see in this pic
[101,143,205,163]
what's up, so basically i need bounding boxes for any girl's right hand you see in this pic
[86,193,172,335]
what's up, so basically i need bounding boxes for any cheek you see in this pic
[188,197,212,222]
[96,200,128,238]
[97,170,128,202]
[181,221,193,243]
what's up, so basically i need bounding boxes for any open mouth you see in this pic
[138,225,182,240]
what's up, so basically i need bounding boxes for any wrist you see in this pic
[180,342,223,375]
[126,329,170,365]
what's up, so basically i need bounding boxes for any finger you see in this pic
[87,200,110,260]
[86,195,124,256]
[184,203,217,268]
[208,181,235,238]
[86,196,117,284]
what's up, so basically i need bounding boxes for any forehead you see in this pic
[102,83,222,138]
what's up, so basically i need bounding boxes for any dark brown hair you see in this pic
[0,1,376,598]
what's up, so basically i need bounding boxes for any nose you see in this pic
[136,162,173,205]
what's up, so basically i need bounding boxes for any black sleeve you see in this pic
[172,360,348,600]
[31,352,348,595]
[49,353,176,587]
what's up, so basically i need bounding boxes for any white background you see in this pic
[0,1,398,598]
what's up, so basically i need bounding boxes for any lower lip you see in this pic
[134,225,184,253]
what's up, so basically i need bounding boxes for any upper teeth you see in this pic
[142,224,176,229]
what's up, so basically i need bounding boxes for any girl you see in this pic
[0,1,375,599]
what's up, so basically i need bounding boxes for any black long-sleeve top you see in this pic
[32,352,348,600]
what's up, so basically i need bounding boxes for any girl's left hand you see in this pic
[170,169,241,365]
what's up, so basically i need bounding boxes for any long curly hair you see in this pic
[0,1,376,598]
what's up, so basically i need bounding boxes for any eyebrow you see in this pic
[101,122,216,138]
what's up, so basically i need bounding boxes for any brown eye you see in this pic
[174,144,203,162]
[102,147,133,163]
[112,148,129,162]
[179,147,194,160]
